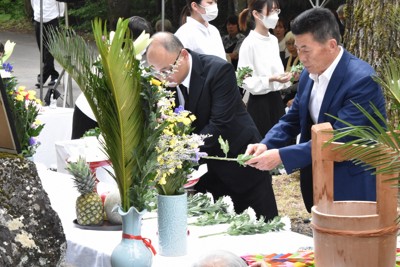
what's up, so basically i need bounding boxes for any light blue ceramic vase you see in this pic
[111,206,153,267]
[157,193,187,256]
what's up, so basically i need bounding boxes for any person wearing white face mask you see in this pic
[237,0,292,137]
[175,0,226,60]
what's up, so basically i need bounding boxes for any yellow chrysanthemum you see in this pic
[159,175,166,185]
[182,117,191,126]
[150,78,162,87]
[15,94,24,101]
[27,92,36,100]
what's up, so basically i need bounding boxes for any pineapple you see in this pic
[66,157,104,226]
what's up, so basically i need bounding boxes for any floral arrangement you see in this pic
[1,41,44,158]
[153,97,209,195]
[5,83,44,157]
[46,18,186,212]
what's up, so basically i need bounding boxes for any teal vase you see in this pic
[111,206,153,267]
[157,193,187,256]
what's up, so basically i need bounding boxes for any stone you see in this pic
[104,189,122,225]
[0,155,66,267]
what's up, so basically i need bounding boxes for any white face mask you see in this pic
[260,13,279,29]
[199,3,218,22]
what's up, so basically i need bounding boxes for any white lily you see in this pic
[133,31,152,60]
[1,40,16,63]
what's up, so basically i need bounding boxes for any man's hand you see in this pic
[245,146,282,171]
[245,143,267,157]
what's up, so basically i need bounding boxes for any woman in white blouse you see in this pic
[238,0,291,137]
[175,0,226,61]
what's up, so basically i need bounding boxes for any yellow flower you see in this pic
[27,90,37,100]
[150,78,162,87]
[15,94,24,101]
[182,117,191,125]
[159,176,166,185]
[189,114,196,121]
[17,86,26,92]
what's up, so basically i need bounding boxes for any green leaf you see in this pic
[218,135,229,157]
[46,18,153,212]
[237,154,253,166]
[236,66,253,87]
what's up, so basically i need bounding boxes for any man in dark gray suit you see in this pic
[146,32,278,220]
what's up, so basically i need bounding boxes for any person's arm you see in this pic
[237,39,291,95]
[198,63,243,154]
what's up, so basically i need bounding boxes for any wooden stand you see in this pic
[311,122,398,267]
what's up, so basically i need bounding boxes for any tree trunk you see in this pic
[345,0,400,124]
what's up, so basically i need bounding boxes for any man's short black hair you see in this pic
[291,7,341,44]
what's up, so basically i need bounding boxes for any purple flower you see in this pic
[29,137,37,146]
[2,63,13,72]
[192,150,208,162]
[174,105,185,114]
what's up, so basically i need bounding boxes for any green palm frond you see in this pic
[327,102,400,177]
[47,18,146,211]
[373,58,400,107]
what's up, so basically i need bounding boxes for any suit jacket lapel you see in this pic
[299,75,314,126]
[187,51,205,113]
[317,49,350,123]
[300,78,314,140]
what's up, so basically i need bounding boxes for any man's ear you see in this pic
[328,38,338,50]
[181,49,189,59]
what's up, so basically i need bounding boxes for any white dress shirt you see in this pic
[31,0,64,23]
[175,17,226,61]
[177,53,193,108]
[309,46,344,123]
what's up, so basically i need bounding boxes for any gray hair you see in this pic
[192,250,248,267]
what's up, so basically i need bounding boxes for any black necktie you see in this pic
[179,84,189,108]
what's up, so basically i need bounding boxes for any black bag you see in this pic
[44,89,61,106]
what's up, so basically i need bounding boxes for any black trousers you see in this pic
[34,18,60,84]
[195,159,279,221]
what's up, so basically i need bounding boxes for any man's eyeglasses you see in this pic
[156,49,182,77]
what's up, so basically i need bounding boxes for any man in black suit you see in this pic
[146,32,278,220]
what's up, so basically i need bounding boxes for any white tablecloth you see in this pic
[34,107,74,169]
[38,167,315,267]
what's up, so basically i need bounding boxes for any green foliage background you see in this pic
[1,0,345,34]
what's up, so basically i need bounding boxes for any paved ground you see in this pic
[1,31,81,107]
